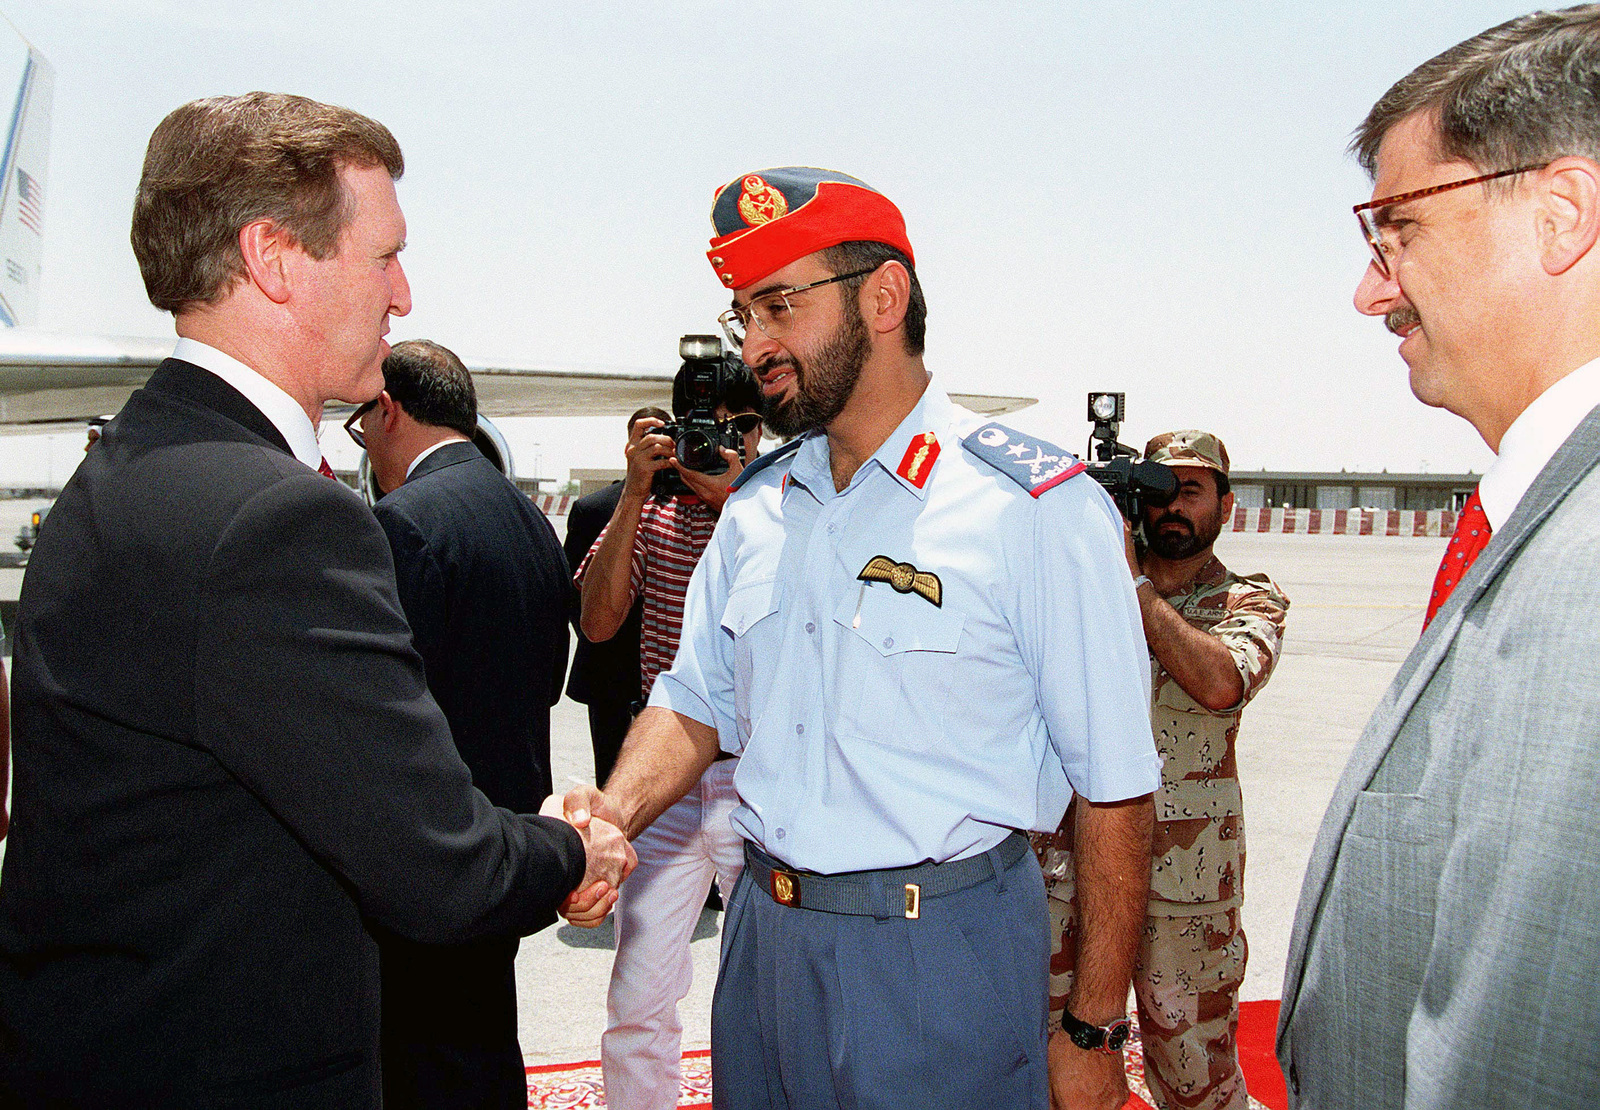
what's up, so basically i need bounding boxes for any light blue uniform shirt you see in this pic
[650,384,1160,873]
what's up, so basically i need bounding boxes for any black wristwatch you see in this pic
[1061,1010,1132,1054]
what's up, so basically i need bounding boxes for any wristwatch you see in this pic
[1131,574,1153,592]
[1061,1010,1132,1054]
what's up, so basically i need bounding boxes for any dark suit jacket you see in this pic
[563,481,643,707]
[1278,403,1600,1108]
[0,360,586,1109]
[373,440,570,814]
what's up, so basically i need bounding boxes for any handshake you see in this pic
[540,785,636,927]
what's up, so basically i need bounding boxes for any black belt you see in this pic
[743,831,1031,920]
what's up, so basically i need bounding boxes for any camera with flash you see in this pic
[1083,391,1179,521]
[652,335,749,497]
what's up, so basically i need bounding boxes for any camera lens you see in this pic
[676,429,717,471]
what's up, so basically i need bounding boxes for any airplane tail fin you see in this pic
[0,24,51,328]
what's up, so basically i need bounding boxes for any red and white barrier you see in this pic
[532,495,574,516]
[1229,507,1457,536]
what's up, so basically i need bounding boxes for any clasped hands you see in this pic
[540,785,634,927]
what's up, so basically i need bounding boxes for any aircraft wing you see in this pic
[0,329,170,428]
[469,358,1036,419]
[0,333,1035,430]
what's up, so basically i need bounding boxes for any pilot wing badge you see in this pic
[962,423,1085,497]
[859,556,942,607]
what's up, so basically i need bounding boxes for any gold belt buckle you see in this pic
[904,883,921,919]
[770,868,801,907]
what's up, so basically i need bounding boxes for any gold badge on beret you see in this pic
[858,556,942,607]
[737,174,788,227]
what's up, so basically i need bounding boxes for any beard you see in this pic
[758,301,871,438]
[1145,504,1224,561]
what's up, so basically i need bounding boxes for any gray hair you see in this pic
[1353,5,1600,179]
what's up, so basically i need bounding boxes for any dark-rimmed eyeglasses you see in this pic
[1354,164,1545,277]
[717,267,877,347]
[344,399,378,449]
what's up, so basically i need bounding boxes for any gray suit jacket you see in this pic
[1277,404,1600,1108]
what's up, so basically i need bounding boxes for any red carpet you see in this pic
[526,1001,1287,1109]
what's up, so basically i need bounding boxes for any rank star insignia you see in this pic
[961,423,1086,498]
[858,555,942,607]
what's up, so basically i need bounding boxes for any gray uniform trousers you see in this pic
[710,839,1050,1110]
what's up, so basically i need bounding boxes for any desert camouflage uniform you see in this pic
[1035,554,1287,1110]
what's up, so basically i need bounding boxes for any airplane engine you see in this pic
[356,413,516,505]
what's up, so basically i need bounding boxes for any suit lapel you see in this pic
[1280,403,1600,1035]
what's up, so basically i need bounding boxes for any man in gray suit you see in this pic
[1278,8,1600,1108]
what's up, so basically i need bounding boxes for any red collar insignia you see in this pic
[896,432,940,489]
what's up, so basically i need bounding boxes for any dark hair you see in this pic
[1353,6,1600,179]
[1214,469,1231,499]
[132,92,404,314]
[672,360,760,418]
[819,240,926,355]
[628,406,669,433]
[382,339,477,438]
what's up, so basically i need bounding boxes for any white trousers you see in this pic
[601,758,745,1110]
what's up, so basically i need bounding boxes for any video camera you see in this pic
[652,335,750,498]
[1083,391,1179,522]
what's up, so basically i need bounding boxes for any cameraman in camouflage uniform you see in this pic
[1036,430,1287,1110]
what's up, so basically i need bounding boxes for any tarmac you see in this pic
[0,500,1445,1070]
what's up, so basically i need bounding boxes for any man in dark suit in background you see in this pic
[563,406,667,786]
[356,337,573,1109]
[0,93,632,1109]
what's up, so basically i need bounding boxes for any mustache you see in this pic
[1386,306,1420,337]
[1152,512,1193,531]
[752,354,798,374]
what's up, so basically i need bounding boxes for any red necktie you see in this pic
[317,457,336,479]
[1423,489,1491,631]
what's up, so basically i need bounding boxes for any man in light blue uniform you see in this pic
[560,168,1160,1110]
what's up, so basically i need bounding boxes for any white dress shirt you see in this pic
[1479,357,1600,530]
[171,337,323,470]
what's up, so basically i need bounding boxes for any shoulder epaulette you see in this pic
[961,423,1086,498]
[729,437,803,492]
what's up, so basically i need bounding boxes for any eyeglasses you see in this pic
[727,412,763,436]
[717,267,877,347]
[344,399,378,449]
[1354,164,1545,277]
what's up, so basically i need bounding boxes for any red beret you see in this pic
[706,167,914,290]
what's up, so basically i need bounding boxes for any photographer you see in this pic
[1040,430,1288,1110]
[574,356,762,1110]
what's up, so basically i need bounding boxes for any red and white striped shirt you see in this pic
[576,493,719,702]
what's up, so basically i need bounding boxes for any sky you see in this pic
[0,0,1547,487]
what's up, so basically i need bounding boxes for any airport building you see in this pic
[1228,470,1478,512]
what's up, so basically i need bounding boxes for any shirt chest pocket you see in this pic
[720,577,781,741]
[830,583,965,743]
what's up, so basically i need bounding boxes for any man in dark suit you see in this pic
[355,338,572,1109]
[1279,10,1600,1108]
[0,93,632,1109]
[563,406,667,787]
